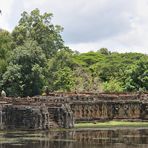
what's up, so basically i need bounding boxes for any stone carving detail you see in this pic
[0,93,147,129]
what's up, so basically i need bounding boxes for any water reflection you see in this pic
[0,128,147,148]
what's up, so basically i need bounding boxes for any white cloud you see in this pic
[0,0,14,30]
[0,0,148,53]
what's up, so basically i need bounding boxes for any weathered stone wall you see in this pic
[0,104,74,130]
[0,93,147,129]
[70,93,148,122]
[71,101,148,122]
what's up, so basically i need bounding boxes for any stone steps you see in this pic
[48,112,58,128]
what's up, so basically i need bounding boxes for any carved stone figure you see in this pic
[1,90,6,98]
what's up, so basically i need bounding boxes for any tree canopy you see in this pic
[2,40,47,96]
[0,9,147,97]
[12,8,64,58]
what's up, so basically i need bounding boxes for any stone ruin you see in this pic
[0,92,147,130]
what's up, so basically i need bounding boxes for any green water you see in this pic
[0,128,147,148]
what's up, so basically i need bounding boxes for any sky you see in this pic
[0,0,148,54]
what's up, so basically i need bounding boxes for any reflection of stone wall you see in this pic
[0,129,146,148]
[26,129,148,148]
[67,129,148,146]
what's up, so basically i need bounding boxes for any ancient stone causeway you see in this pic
[0,92,147,130]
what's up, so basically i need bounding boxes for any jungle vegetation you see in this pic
[0,9,148,96]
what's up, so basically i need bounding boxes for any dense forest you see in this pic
[0,9,148,97]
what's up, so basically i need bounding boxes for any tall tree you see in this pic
[2,40,47,96]
[53,67,75,92]
[0,30,12,59]
[0,30,12,87]
[12,8,64,58]
[47,48,76,91]
[123,57,148,91]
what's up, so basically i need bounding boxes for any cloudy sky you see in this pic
[0,0,148,54]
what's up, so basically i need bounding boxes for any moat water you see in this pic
[0,128,147,148]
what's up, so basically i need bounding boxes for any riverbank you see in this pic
[75,121,148,128]
[0,121,148,132]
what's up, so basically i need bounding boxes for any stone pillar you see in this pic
[0,109,3,129]
[60,103,74,128]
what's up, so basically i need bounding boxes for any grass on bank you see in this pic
[75,121,148,128]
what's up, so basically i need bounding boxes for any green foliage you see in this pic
[72,51,148,92]
[0,60,7,74]
[74,51,106,66]
[52,67,75,92]
[2,40,47,96]
[123,57,148,91]
[0,9,148,96]
[98,48,110,55]
[0,30,13,89]
[103,79,124,93]
[12,8,63,58]
[2,64,22,96]
[47,48,77,91]
[75,121,148,128]
[0,59,7,89]
[0,30,12,59]
[48,48,75,70]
